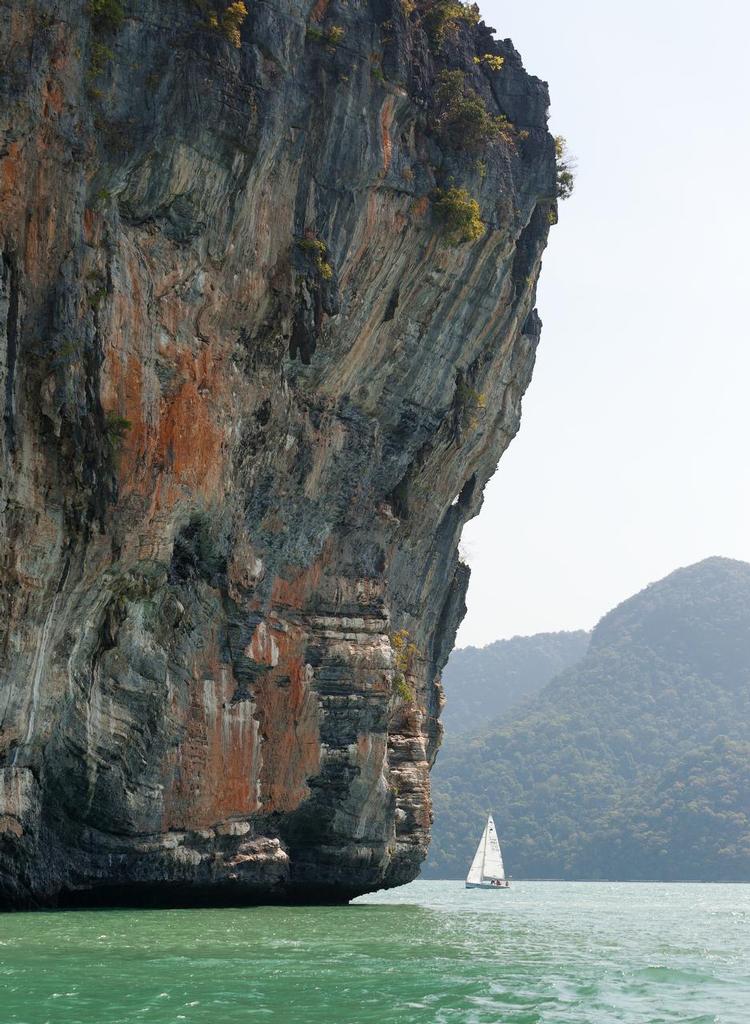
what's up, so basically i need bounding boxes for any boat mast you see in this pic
[481,813,490,880]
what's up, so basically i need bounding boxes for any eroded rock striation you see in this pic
[0,0,555,907]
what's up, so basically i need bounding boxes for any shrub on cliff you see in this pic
[433,187,484,245]
[421,0,479,47]
[306,24,345,47]
[104,413,132,451]
[473,53,505,71]
[555,135,576,200]
[391,629,418,703]
[297,237,334,280]
[220,2,248,47]
[455,377,487,429]
[194,1,249,47]
[87,0,124,32]
[434,69,515,152]
[86,40,114,97]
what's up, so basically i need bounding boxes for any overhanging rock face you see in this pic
[0,0,555,908]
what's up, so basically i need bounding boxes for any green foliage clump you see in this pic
[455,376,487,429]
[391,628,418,703]
[86,40,115,98]
[88,284,108,310]
[393,675,414,703]
[555,134,576,200]
[433,187,484,245]
[88,40,114,77]
[306,24,345,47]
[105,413,132,450]
[434,70,516,152]
[473,53,504,71]
[370,54,386,83]
[298,237,334,280]
[87,0,124,33]
[204,2,248,47]
[421,0,479,47]
[192,1,248,47]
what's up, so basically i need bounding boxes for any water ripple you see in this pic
[0,882,748,1023]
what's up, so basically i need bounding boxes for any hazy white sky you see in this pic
[457,0,750,648]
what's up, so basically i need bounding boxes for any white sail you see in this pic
[466,820,487,885]
[482,814,505,880]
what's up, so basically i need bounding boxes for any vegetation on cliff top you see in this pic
[421,0,480,47]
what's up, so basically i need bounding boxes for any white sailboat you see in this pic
[465,813,510,889]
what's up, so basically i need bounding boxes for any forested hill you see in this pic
[425,558,750,881]
[441,631,589,734]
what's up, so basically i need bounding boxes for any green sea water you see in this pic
[1,881,748,1023]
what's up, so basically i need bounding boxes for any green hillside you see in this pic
[441,631,589,735]
[426,558,750,880]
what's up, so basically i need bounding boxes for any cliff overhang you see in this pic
[0,0,555,908]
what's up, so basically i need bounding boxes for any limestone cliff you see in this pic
[0,0,555,908]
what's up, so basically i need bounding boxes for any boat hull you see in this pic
[465,881,510,889]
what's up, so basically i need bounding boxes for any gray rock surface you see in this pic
[0,0,555,907]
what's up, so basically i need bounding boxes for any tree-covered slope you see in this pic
[441,631,589,734]
[425,558,750,880]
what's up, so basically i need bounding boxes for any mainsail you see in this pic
[466,826,486,885]
[466,814,505,884]
[483,814,505,880]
